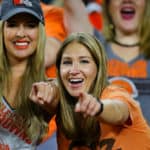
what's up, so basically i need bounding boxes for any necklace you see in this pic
[113,40,140,47]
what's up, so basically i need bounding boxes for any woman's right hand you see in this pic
[29,81,59,114]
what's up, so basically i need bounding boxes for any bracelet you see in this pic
[95,98,104,116]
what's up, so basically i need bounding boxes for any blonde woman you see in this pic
[0,0,50,149]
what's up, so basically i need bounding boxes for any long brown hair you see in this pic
[56,32,108,148]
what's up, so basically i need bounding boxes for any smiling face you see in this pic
[3,13,39,64]
[109,0,145,34]
[60,41,97,97]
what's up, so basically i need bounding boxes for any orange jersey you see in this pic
[94,31,150,122]
[86,1,103,30]
[41,3,67,41]
[46,64,57,78]
[100,85,150,150]
[96,0,103,4]
[88,11,103,31]
[57,85,150,150]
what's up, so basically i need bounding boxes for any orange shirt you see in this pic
[86,1,103,31]
[100,85,150,150]
[41,3,67,41]
[96,0,103,4]
[57,85,150,150]
[88,11,103,31]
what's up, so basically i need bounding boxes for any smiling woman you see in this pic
[94,0,150,123]
[30,33,150,150]
[0,0,50,149]
[30,32,150,150]
[3,13,39,60]
[59,41,97,97]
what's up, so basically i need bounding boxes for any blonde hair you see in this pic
[0,21,47,141]
[102,0,150,58]
[56,32,108,145]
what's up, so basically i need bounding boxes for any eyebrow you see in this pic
[62,56,93,59]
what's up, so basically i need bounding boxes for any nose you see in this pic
[123,0,133,3]
[69,62,80,75]
[16,25,26,38]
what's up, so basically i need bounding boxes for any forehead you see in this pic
[62,42,92,57]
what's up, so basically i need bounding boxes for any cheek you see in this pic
[30,30,39,41]
[27,26,39,41]
[3,29,13,43]
[30,30,39,50]
[85,66,97,83]
[60,66,68,81]
[109,2,117,13]
[88,64,97,76]
[3,32,14,51]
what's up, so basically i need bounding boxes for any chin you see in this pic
[69,92,80,98]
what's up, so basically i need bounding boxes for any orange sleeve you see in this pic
[101,85,146,126]
[46,65,57,78]
[88,11,103,31]
[100,85,150,150]
[41,3,67,41]
[42,116,57,141]
[48,116,57,137]
[96,0,103,4]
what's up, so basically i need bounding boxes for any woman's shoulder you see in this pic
[102,84,127,95]
[101,84,138,105]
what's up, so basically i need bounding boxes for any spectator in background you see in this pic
[43,0,93,77]
[94,0,150,123]
[40,0,65,78]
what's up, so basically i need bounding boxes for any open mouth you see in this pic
[69,78,84,84]
[14,41,29,50]
[120,7,135,20]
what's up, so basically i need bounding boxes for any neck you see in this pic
[112,39,140,48]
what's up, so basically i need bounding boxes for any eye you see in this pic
[80,59,89,64]
[6,21,17,28]
[62,60,72,65]
[26,22,38,28]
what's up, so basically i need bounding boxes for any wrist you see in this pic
[95,98,104,116]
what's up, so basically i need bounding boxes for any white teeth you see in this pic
[70,78,83,83]
[15,42,28,46]
[124,8,132,11]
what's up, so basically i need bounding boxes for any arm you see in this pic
[41,3,64,68]
[99,99,129,125]
[75,92,130,125]
[44,1,93,68]
[44,37,61,68]
[63,0,93,34]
